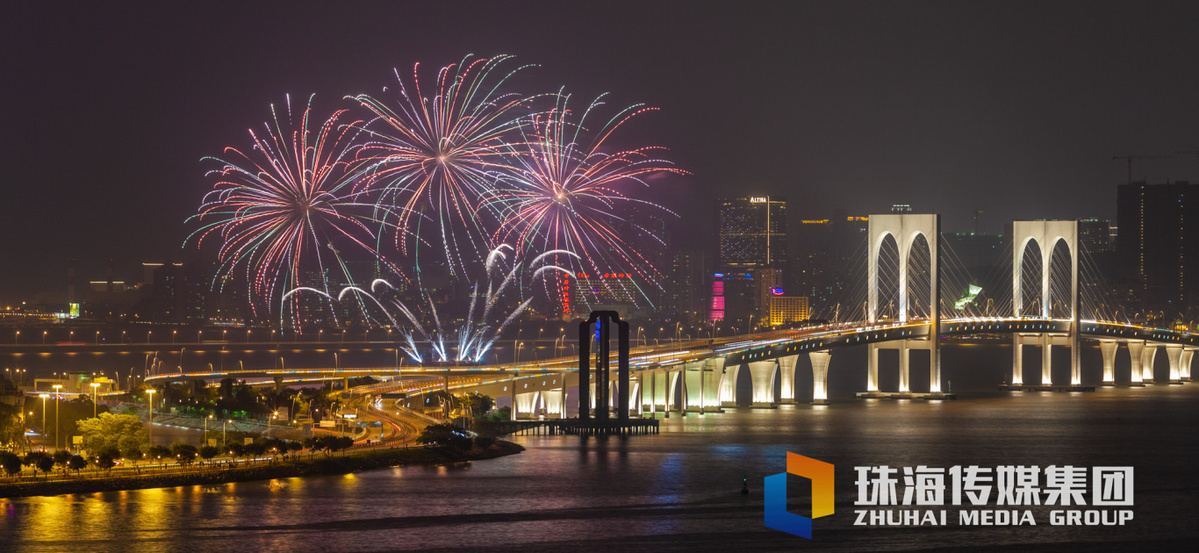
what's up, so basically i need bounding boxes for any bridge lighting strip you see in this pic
[631,350,692,362]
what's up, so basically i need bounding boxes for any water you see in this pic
[2,346,1197,551]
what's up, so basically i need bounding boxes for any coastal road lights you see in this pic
[146,388,156,447]
[90,382,100,418]
[52,384,62,450]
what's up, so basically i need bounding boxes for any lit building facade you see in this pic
[1117,181,1199,314]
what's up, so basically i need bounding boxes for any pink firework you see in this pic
[189,94,399,327]
[351,54,535,276]
[489,91,687,304]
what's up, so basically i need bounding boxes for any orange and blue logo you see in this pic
[765,452,835,539]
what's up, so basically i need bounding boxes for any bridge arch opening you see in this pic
[905,233,933,321]
[1048,240,1074,319]
[1017,239,1044,317]
[875,233,901,321]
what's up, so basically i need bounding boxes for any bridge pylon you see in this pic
[865,213,944,396]
[1010,220,1084,389]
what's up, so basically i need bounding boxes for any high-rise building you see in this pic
[712,196,788,325]
[1116,181,1199,315]
[1078,218,1112,254]
[665,248,711,323]
[716,196,787,269]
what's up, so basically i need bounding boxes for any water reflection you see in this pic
[2,382,1198,550]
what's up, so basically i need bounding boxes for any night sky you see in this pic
[3,0,1198,303]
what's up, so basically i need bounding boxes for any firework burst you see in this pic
[188,94,400,327]
[487,91,686,307]
[351,54,536,277]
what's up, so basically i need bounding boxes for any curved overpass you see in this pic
[146,318,1196,414]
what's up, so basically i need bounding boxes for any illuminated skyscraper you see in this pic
[1117,181,1199,314]
[712,196,788,324]
[716,196,787,269]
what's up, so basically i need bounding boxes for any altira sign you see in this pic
[764,452,835,539]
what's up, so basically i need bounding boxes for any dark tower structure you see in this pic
[577,311,630,423]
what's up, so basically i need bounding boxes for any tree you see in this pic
[23,452,51,478]
[459,392,494,417]
[122,443,144,462]
[52,450,72,473]
[199,445,219,463]
[0,402,23,447]
[76,413,149,456]
[66,454,87,474]
[244,441,266,457]
[0,451,22,479]
[147,445,171,463]
[45,397,108,445]
[95,452,116,473]
[416,424,472,450]
[36,454,54,476]
[170,442,198,466]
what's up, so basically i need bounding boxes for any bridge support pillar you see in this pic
[1127,341,1145,385]
[683,357,724,413]
[1142,344,1159,384]
[543,389,566,418]
[810,350,832,405]
[629,381,642,415]
[1099,340,1118,385]
[778,355,799,403]
[898,341,911,393]
[1165,344,1184,384]
[747,360,778,408]
[645,370,662,415]
[1011,335,1023,385]
[1182,348,1195,382]
[1041,333,1053,386]
[667,369,683,414]
[867,344,880,393]
[515,391,540,420]
[510,378,518,421]
[718,364,740,408]
[273,376,284,391]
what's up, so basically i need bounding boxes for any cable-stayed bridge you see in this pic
[148,214,1198,419]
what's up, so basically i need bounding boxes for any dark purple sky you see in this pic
[3,0,1198,302]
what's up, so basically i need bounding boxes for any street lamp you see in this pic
[39,393,48,441]
[516,341,525,362]
[204,414,213,446]
[146,388,156,446]
[95,330,100,344]
[52,384,62,450]
[267,411,278,438]
[91,382,100,418]
[43,330,47,344]
[223,419,231,446]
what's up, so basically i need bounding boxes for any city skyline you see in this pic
[5,1,1199,305]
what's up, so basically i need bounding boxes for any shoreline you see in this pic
[0,441,524,499]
